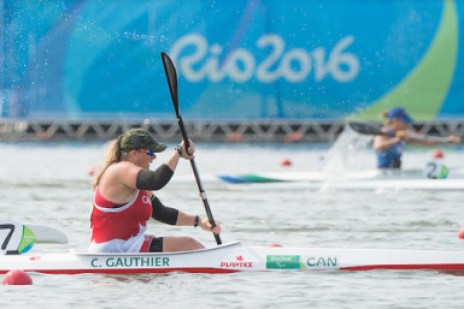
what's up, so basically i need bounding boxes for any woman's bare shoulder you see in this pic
[100,161,142,190]
[105,161,140,175]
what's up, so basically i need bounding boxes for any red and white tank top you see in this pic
[89,188,153,253]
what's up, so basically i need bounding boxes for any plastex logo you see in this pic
[220,255,253,268]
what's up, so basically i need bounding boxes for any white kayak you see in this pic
[2,221,464,275]
[1,242,464,275]
[223,178,464,191]
[317,178,464,191]
[217,168,464,184]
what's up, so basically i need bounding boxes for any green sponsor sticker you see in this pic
[266,255,301,269]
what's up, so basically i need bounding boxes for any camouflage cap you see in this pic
[118,128,167,153]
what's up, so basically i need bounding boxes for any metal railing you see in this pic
[1,119,463,143]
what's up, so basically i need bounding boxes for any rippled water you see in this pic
[1,142,464,308]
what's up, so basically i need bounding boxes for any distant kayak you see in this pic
[218,168,464,184]
[223,178,464,191]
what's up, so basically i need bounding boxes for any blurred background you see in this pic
[1,0,463,142]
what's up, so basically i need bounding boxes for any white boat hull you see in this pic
[223,179,464,191]
[2,242,464,275]
[218,168,464,183]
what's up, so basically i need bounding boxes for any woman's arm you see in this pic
[116,140,197,190]
[152,196,221,234]
[408,131,461,145]
[136,164,173,190]
[373,135,401,152]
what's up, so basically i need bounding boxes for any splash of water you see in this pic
[321,124,373,179]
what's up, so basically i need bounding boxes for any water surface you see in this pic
[1,142,463,308]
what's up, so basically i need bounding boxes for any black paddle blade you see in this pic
[348,121,387,136]
[161,52,179,117]
[161,52,191,149]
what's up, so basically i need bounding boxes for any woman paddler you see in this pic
[89,128,221,253]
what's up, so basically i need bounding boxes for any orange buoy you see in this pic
[2,270,33,286]
[284,132,303,143]
[227,132,243,143]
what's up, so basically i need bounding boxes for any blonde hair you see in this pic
[92,140,123,190]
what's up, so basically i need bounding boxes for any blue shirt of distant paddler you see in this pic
[374,107,413,169]
[376,128,405,168]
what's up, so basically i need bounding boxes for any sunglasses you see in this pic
[146,150,156,157]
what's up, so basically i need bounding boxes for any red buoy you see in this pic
[2,270,33,286]
[432,149,444,159]
[87,166,96,176]
[280,159,292,167]
[458,229,464,239]
[267,243,283,248]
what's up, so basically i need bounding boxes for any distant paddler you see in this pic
[373,107,460,169]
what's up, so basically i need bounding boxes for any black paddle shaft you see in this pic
[348,122,387,136]
[160,52,222,245]
[348,121,452,143]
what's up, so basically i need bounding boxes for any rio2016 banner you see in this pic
[1,0,463,121]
